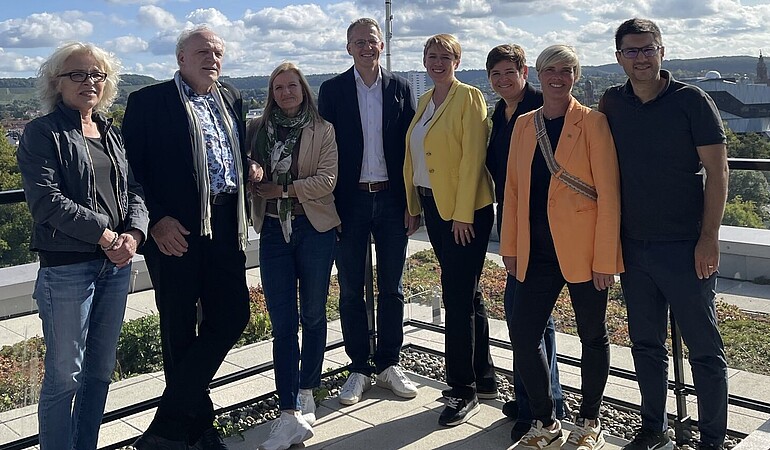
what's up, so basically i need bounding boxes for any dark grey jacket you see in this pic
[17,102,149,253]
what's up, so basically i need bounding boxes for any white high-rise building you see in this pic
[407,71,429,105]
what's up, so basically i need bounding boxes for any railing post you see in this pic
[365,233,376,358]
[670,311,692,445]
[432,289,441,325]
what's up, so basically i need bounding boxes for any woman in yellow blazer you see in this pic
[404,34,495,427]
[499,45,622,450]
[247,62,339,449]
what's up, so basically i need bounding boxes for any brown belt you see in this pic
[357,181,389,192]
[210,193,237,205]
[417,186,433,197]
[266,200,305,216]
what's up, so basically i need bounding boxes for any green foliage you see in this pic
[114,314,163,378]
[0,337,44,411]
[0,124,36,267]
[725,128,770,159]
[110,107,125,129]
[236,286,273,347]
[728,170,770,206]
[723,196,766,229]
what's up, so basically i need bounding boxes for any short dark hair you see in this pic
[485,44,526,75]
[615,18,663,50]
[346,18,383,42]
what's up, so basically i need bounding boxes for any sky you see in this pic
[1,0,769,79]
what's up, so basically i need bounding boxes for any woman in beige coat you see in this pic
[247,62,339,450]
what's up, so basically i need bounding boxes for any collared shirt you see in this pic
[181,80,239,194]
[354,67,388,183]
[599,69,725,241]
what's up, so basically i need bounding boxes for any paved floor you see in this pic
[2,230,770,449]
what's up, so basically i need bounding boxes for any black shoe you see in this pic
[191,428,227,450]
[510,421,531,442]
[439,396,480,426]
[441,387,498,400]
[502,399,518,419]
[622,428,674,450]
[133,432,189,450]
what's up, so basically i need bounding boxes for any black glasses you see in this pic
[350,39,380,49]
[58,71,108,83]
[617,46,662,59]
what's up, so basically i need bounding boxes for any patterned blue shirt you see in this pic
[182,81,239,194]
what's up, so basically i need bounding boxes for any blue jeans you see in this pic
[260,216,336,411]
[34,259,130,450]
[621,238,727,446]
[504,275,565,423]
[336,189,408,374]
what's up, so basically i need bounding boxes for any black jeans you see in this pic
[510,258,610,425]
[337,189,408,375]
[144,202,250,442]
[621,238,727,446]
[421,195,495,400]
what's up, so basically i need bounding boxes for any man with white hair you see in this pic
[124,26,261,450]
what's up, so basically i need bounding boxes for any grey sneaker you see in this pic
[567,417,605,450]
[338,372,371,405]
[518,420,566,450]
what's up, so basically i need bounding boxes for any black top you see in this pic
[486,83,543,203]
[87,136,121,231]
[599,70,725,241]
[529,116,564,261]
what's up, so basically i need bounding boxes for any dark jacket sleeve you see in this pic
[17,119,111,244]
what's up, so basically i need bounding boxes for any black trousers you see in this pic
[144,202,250,442]
[421,195,495,400]
[510,254,610,425]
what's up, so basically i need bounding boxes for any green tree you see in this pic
[725,128,770,159]
[109,106,125,129]
[0,125,36,267]
[722,196,766,229]
[728,170,770,207]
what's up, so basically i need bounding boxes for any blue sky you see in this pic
[1,0,769,79]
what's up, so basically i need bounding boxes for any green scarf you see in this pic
[262,106,311,242]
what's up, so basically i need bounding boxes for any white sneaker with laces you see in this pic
[519,419,566,450]
[297,388,316,426]
[338,373,371,405]
[567,417,605,450]
[376,366,418,398]
[258,411,313,450]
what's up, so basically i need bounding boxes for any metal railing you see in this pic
[1,158,769,449]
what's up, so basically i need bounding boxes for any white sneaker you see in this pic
[259,411,314,450]
[519,420,566,450]
[376,365,418,398]
[338,372,371,405]
[567,417,605,450]
[298,388,316,425]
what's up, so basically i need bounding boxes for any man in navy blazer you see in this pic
[318,17,418,405]
[123,26,260,450]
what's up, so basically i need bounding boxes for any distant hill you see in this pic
[587,56,759,77]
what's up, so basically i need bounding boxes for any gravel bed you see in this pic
[210,348,741,449]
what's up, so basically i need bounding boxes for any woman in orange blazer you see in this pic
[499,45,623,450]
[247,62,339,449]
[404,34,496,427]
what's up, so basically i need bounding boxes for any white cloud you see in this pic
[0,48,45,74]
[0,12,93,48]
[138,5,178,29]
[105,35,149,54]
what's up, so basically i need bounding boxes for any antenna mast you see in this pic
[385,0,393,71]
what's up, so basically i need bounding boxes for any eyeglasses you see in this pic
[58,71,108,83]
[617,46,663,59]
[350,39,381,49]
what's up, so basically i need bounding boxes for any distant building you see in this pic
[407,72,428,105]
[246,108,264,120]
[684,52,770,136]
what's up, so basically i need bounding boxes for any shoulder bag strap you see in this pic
[533,108,598,202]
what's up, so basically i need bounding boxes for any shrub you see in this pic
[114,314,163,379]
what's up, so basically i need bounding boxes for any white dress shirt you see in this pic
[409,98,436,189]
[354,67,388,183]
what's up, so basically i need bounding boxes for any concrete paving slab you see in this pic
[0,423,20,442]
[0,313,42,340]
[105,376,166,412]
[3,410,39,439]
[224,341,273,369]
[0,404,36,422]
[120,408,157,436]
[95,418,143,449]
[210,374,275,410]
[214,360,243,379]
